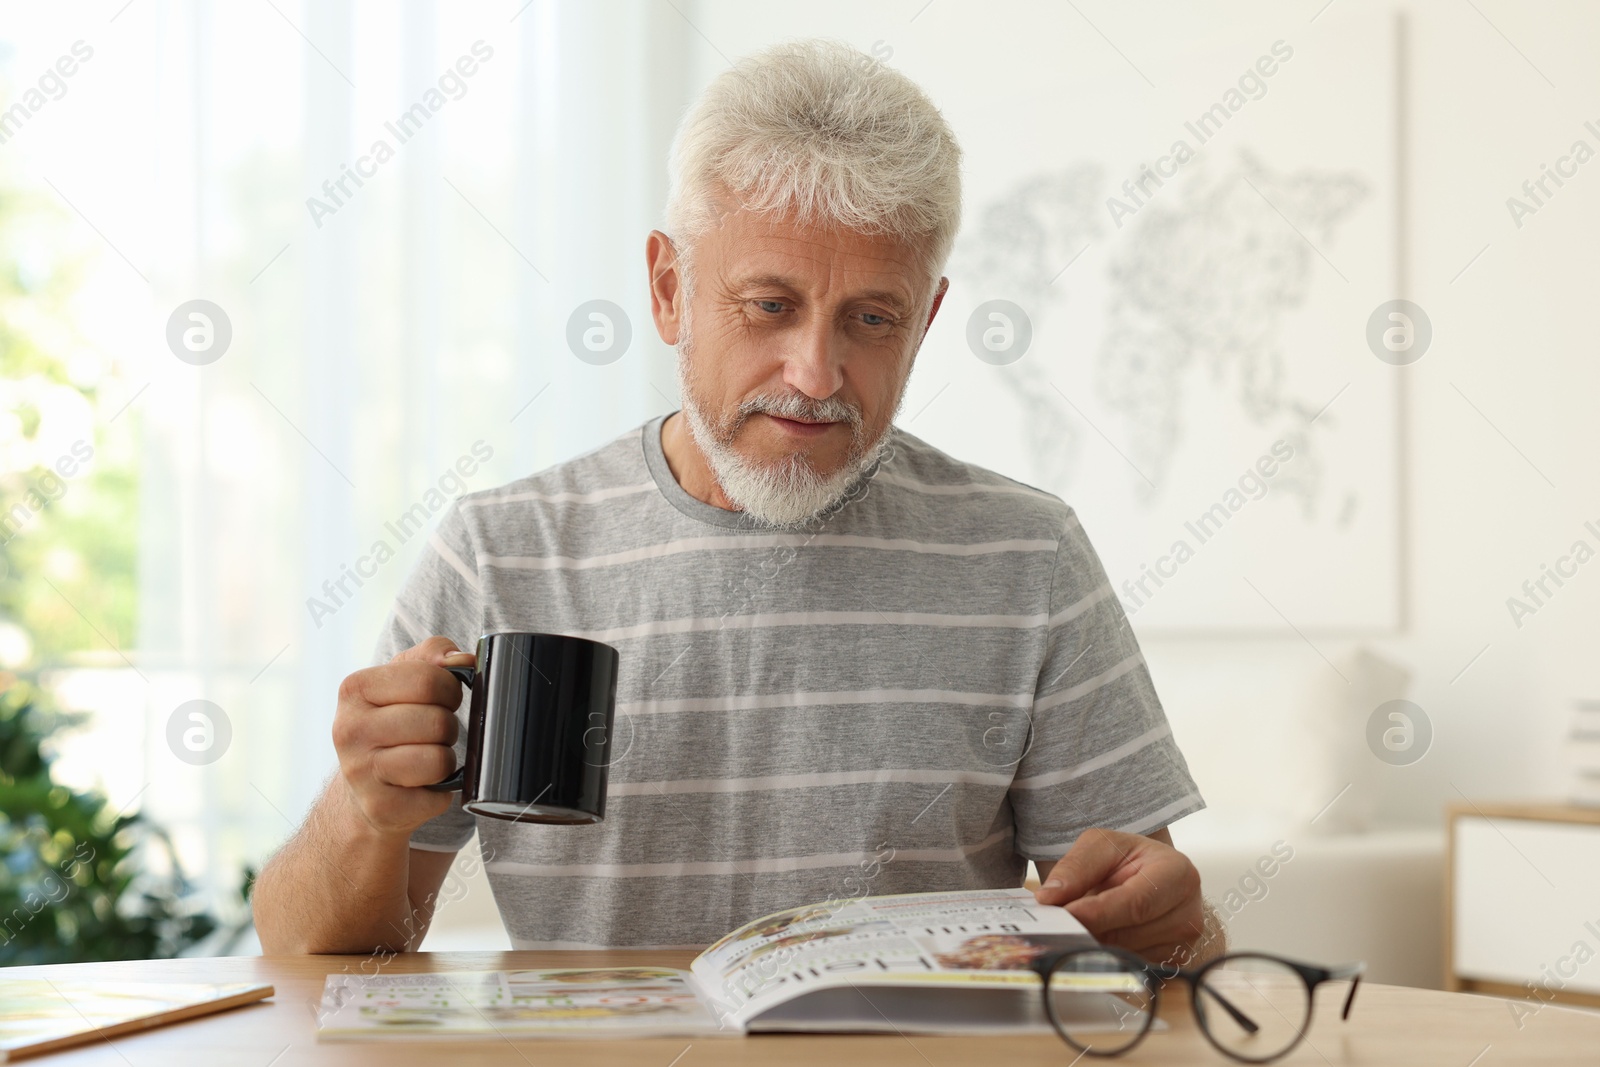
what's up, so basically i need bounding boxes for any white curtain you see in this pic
[128,0,691,915]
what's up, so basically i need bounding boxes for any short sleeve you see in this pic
[1008,508,1205,861]
[371,501,483,854]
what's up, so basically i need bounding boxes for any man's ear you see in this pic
[911,277,950,355]
[646,230,684,345]
[925,276,950,331]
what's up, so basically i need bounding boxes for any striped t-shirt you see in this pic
[383,412,1203,949]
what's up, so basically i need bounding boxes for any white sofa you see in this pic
[1187,829,1445,989]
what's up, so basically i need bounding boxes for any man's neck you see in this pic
[659,411,742,513]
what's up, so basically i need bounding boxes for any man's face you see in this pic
[667,202,944,524]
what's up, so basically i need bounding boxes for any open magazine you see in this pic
[317,887,1158,1039]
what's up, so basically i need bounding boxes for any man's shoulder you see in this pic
[438,422,659,557]
[877,424,1076,538]
[457,421,654,514]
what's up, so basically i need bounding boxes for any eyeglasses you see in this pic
[1027,948,1365,1063]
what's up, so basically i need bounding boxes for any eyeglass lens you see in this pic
[1193,955,1311,1062]
[1044,950,1155,1055]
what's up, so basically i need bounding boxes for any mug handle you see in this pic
[424,664,476,792]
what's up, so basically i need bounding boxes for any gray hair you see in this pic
[664,38,962,296]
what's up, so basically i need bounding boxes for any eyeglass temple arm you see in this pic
[1195,982,1261,1035]
[1325,963,1365,1021]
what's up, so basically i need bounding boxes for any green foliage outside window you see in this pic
[0,178,230,965]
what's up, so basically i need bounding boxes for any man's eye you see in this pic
[860,312,888,327]
[755,300,785,314]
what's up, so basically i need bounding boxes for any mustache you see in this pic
[735,392,862,428]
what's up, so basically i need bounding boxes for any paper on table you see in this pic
[0,980,274,1062]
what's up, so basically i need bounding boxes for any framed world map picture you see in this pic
[912,6,1406,634]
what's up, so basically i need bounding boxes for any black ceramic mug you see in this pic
[426,631,620,824]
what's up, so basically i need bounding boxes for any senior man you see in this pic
[255,39,1223,966]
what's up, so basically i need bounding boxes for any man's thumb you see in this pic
[1039,829,1124,900]
[393,635,469,665]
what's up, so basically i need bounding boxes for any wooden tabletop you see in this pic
[6,950,1598,1065]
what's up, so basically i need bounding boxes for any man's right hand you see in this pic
[331,635,473,836]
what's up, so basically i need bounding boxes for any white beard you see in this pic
[675,307,895,528]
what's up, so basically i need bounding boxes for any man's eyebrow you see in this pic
[731,273,801,294]
[732,273,914,313]
[852,288,915,314]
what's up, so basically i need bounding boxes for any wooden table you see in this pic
[7,950,1598,1065]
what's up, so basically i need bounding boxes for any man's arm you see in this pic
[253,638,472,954]
[1034,826,1227,968]
[252,785,457,954]
[1018,510,1213,966]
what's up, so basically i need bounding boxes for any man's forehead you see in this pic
[709,210,923,305]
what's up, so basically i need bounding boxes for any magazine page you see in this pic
[315,967,725,1040]
[690,887,1097,1029]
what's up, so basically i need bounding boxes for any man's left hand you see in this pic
[1033,827,1207,967]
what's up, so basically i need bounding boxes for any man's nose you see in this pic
[781,315,844,400]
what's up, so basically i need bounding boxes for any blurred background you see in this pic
[2,0,1597,993]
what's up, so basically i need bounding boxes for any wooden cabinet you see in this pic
[1445,802,1600,1008]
